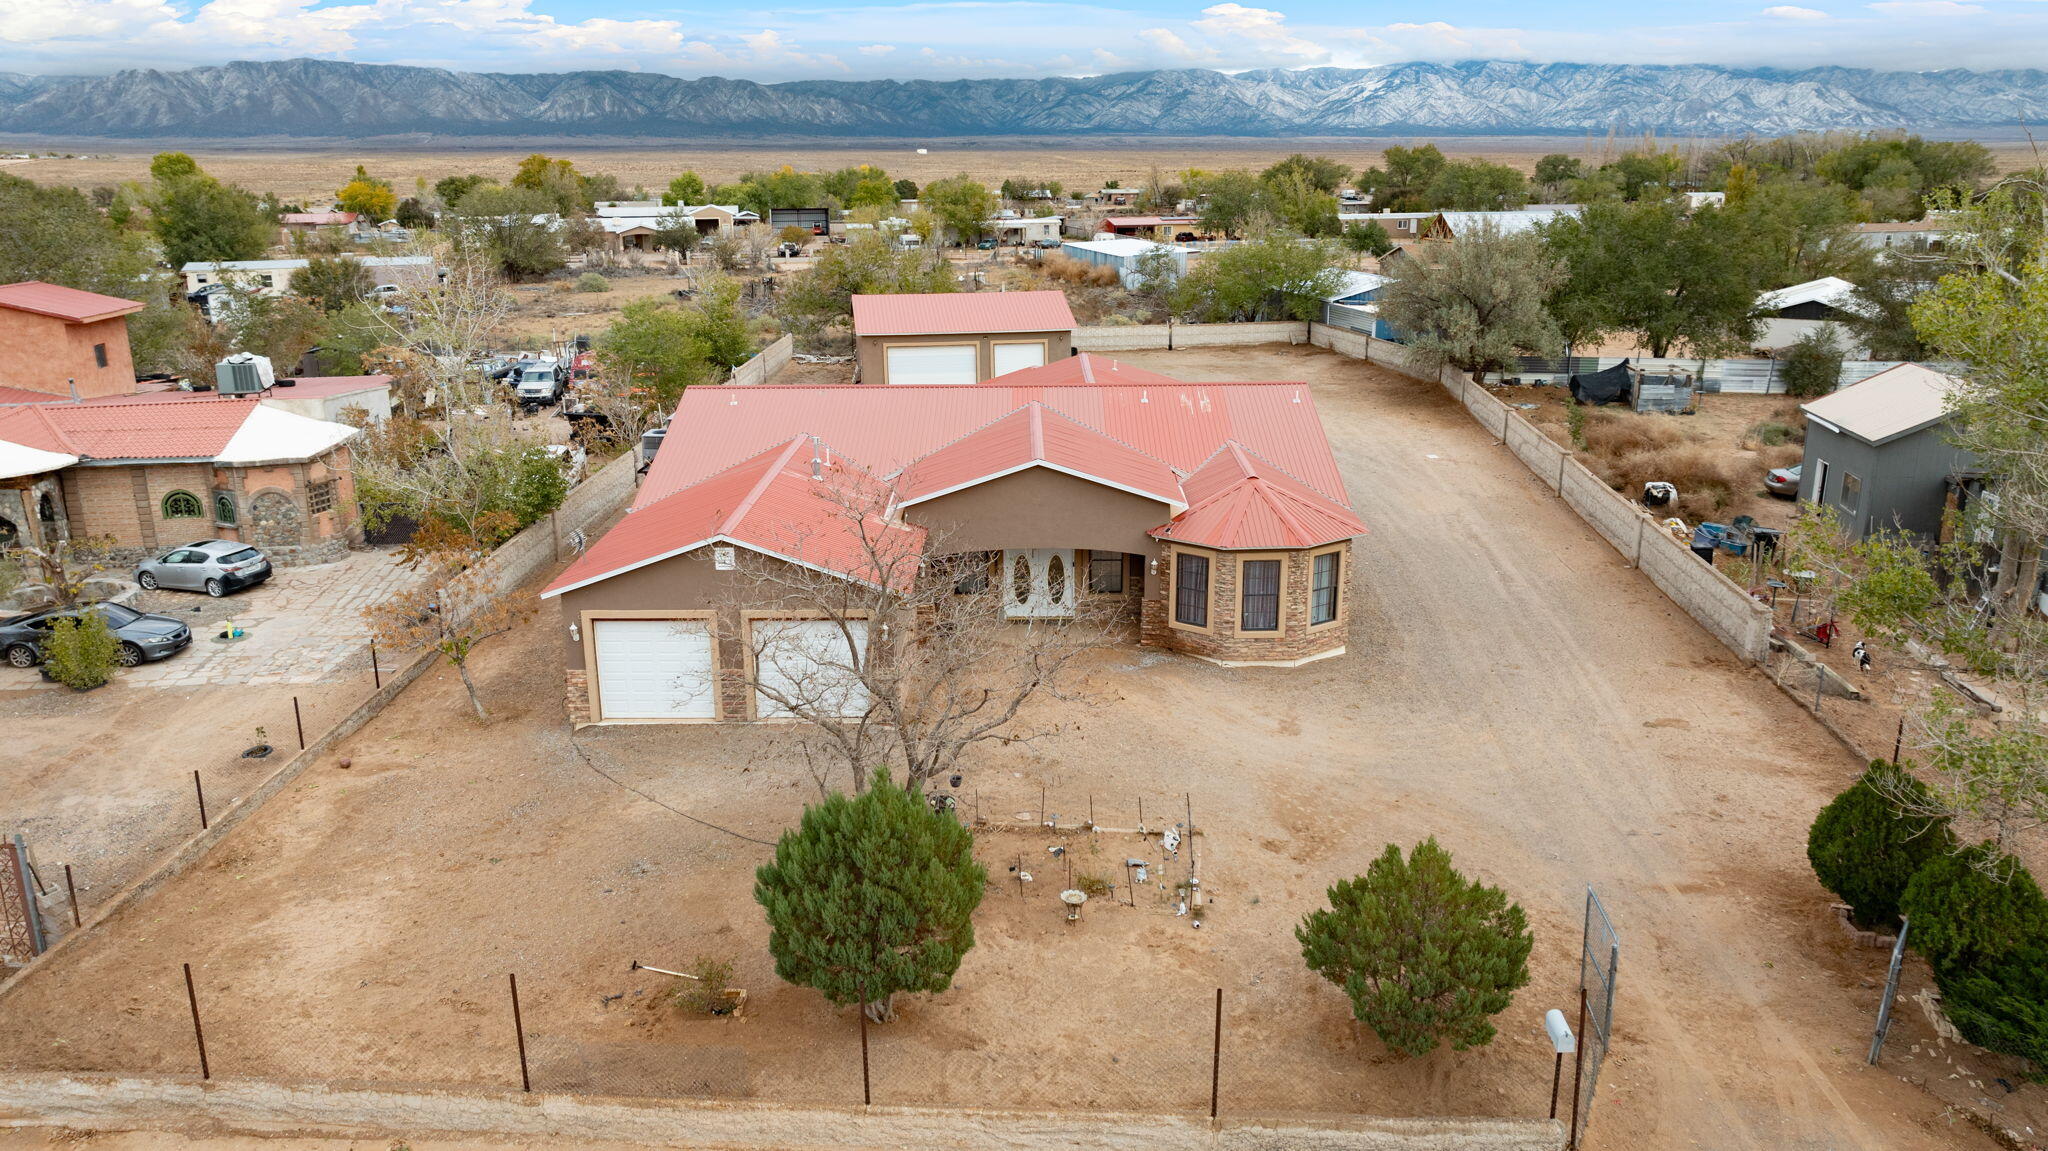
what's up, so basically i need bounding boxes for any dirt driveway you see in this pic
[0,348,2008,1150]
[1,548,421,936]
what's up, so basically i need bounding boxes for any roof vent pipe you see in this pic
[810,435,823,481]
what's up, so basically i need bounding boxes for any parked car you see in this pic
[514,359,565,407]
[975,238,998,250]
[135,540,272,597]
[366,284,405,301]
[1764,464,1802,498]
[1031,238,1062,249]
[1,602,193,668]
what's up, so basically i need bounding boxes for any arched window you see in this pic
[161,490,204,519]
[213,492,237,525]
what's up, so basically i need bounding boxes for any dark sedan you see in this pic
[1,602,193,669]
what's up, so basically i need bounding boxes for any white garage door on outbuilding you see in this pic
[592,618,717,720]
[751,619,871,719]
[886,344,977,386]
[991,342,1046,377]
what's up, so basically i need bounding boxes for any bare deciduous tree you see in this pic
[720,466,1112,796]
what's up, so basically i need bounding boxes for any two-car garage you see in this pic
[586,616,869,723]
[881,342,1049,386]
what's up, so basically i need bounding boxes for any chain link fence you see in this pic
[1573,887,1620,1148]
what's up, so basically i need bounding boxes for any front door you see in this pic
[1002,549,1076,619]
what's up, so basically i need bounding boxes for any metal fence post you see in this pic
[8,836,45,955]
[192,770,209,830]
[1568,985,1586,1149]
[1868,917,1910,1065]
[1209,987,1223,1120]
[858,980,872,1106]
[509,973,531,1092]
[370,640,381,690]
[183,963,210,1080]
[64,863,80,927]
[293,696,306,751]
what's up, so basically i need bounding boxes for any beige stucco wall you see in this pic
[0,311,135,399]
[855,329,1074,385]
[905,466,1169,555]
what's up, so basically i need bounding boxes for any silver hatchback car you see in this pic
[135,540,273,597]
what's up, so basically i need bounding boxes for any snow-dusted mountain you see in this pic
[0,58,2040,139]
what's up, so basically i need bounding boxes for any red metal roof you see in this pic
[0,282,146,324]
[559,371,1364,594]
[543,437,924,597]
[1152,442,1368,550]
[0,385,63,406]
[984,353,1180,387]
[851,291,1076,336]
[0,397,254,460]
[645,381,1346,511]
[280,212,360,226]
[894,404,1184,508]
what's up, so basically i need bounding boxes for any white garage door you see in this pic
[753,619,870,719]
[886,344,977,386]
[592,619,716,720]
[991,342,1046,377]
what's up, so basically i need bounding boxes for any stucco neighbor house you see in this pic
[541,356,1367,724]
[1798,363,1970,540]
[1754,277,1873,356]
[0,282,147,402]
[0,396,363,563]
[853,291,1077,385]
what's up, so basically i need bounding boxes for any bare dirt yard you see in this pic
[1494,383,1806,532]
[0,346,2022,1150]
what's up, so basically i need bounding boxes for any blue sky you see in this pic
[2,0,2044,77]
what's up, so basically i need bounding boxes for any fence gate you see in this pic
[1574,886,1619,1148]
[1,834,46,968]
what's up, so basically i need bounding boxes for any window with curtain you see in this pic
[1311,552,1340,625]
[1173,552,1209,627]
[1240,559,1281,631]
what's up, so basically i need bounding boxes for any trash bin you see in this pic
[1691,523,1721,565]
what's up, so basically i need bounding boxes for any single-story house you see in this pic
[1092,188,1145,207]
[594,202,760,251]
[769,207,831,233]
[985,216,1063,245]
[181,255,440,299]
[1335,211,1438,240]
[1434,207,1580,239]
[1100,215,1202,239]
[0,282,146,402]
[1755,276,1873,356]
[541,359,1367,723]
[1681,192,1726,212]
[1320,270,1396,340]
[0,394,363,563]
[1058,238,1185,288]
[1798,363,1969,539]
[279,211,360,242]
[1852,220,1948,255]
[853,291,1077,385]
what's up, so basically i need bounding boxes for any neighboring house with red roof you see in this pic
[541,353,1365,725]
[852,291,1077,385]
[0,396,362,565]
[0,281,146,401]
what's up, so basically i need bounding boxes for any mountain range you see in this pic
[0,58,2042,139]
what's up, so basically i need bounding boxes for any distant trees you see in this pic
[336,164,397,221]
[147,151,273,268]
[1423,160,1531,212]
[1298,838,1532,1058]
[778,231,956,340]
[1171,231,1345,322]
[446,185,566,279]
[594,281,756,407]
[1354,144,1446,213]
[296,255,373,313]
[1377,226,1564,376]
[1539,200,1763,358]
[433,174,492,210]
[921,174,997,244]
[665,170,707,206]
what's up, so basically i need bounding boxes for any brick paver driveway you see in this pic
[121,548,427,688]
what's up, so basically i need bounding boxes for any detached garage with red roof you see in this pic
[853,290,1076,386]
[542,347,1366,725]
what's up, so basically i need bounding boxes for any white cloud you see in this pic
[1190,3,1327,61]
[1867,0,1984,11]
[1761,5,1830,18]
[856,43,895,54]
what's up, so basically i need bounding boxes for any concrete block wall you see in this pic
[445,450,639,624]
[1073,321,1309,352]
[730,335,795,386]
[1305,323,1772,664]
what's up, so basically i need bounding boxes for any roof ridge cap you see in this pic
[723,437,811,536]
